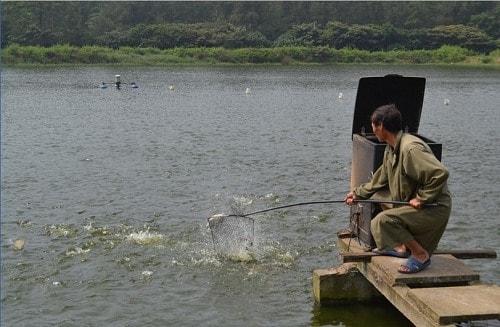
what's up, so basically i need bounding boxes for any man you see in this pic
[345,104,451,274]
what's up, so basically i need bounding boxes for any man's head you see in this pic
[370,104,402,133]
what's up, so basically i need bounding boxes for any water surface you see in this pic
[2,65,499,326]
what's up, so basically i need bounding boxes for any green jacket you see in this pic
[353,132,451,207]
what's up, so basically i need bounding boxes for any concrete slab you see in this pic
[330,233,497,326]
[313,264,383,305]
[371,254,480,286]
[337,233,370,253]
[337,235,480,286]
[407,284,500,325]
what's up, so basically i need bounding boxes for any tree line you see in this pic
[2,1,499,53]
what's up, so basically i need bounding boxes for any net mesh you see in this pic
[208,214,254,256]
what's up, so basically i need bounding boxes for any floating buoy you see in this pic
[100,75,138,89]
[338,92,343,99]
[245,87,251,95]
[115,75,122,89]
[444,99,450,105]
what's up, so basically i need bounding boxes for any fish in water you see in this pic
[13,239,25,250]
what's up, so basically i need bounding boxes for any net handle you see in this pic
[228,199,439,217]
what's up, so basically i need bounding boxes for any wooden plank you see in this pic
[341,249,497,263]
[434,249,497,259]
[407,284,500,324]
[373,254,480,286]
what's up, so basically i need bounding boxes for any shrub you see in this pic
[433,45,470,63]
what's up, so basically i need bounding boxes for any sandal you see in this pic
[398,257,431,274]
[372,248,409,258]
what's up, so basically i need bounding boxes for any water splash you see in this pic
[126,230,165,245]
[141,270,154,281]
[219,248,257,263]
[44,224,79,238]
[65,246,90,256]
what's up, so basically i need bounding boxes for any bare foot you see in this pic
[399,240,429,273]
[394,244,408,255]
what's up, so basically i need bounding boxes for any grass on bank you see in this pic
[2,44,499,66]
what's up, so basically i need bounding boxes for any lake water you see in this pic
[1,65,499,326]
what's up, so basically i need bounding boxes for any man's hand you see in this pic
[409,197,423,209]
[344,192,357,205]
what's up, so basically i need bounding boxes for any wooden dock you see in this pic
[313,231,500,327]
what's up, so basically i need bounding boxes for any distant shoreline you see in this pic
[2,45,499,67]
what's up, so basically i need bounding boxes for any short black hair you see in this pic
[370,104,402,133]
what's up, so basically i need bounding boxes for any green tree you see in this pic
[273,23,321,47]
[426,24,496,52]
[1,1,498,52]
[470,7,500,39]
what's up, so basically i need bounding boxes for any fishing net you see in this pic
[206,199,416,257]
[208,214,255,256]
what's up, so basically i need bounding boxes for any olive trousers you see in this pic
[370,204,451,255]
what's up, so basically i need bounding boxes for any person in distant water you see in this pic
[344,104,451,274]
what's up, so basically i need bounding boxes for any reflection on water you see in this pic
[310,302,414,327]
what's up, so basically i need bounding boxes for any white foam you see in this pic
[126,230,164,245]
[66,247,90,255]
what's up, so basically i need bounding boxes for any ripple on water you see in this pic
[1,66,498,326]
